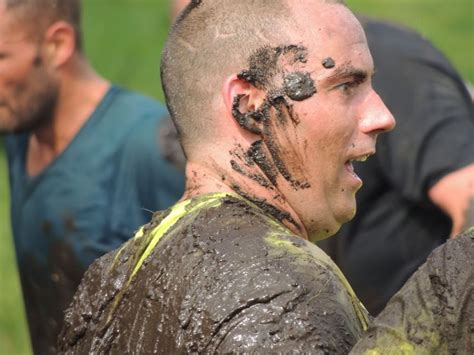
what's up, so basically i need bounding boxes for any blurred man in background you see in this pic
[0,0,184,353]
[320,18,474,315]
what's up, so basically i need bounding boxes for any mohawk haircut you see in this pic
[5,0,82,51]
[161,0,345,155]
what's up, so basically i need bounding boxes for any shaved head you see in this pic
[2,0,82,50]
[161,0,345,156]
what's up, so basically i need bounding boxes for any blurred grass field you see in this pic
[1,0,473,354]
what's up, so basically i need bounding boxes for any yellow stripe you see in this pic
[130,195,224,277]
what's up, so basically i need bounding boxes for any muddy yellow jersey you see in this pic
[59,193,369,354]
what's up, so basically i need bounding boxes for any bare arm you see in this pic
[428,164,474,238]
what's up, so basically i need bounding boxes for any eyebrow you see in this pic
[324,65,369,84]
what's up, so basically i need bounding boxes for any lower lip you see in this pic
[344,161,363,187]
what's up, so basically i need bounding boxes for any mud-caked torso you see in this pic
[59,193,368,354]
[351,229,474,354]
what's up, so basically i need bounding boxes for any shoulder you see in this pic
[89,85,169,153]
[59,248,119,350]
[169,198,369,352]
[108,86,167,120]
[425,229,474,297]
[108,87,173,167]
[352,229,474,354]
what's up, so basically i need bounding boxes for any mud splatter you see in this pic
[231,183,299,231]
[21,241,84,355]
[230,159,271,188]
[237,45,309,89]
[231,94,264,135]
[322,57,336,69]
[58,194,367,354]
[231,44,315,191]
[246,140,278,186]
[283,71,316,101]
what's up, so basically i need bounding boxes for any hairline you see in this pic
[3,0,83,51]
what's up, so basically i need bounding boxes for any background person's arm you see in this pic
[429,164,474,238]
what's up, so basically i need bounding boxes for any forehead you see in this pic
[0,4,33,43]
[292,3,372,74]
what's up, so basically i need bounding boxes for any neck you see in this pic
[27,58,110,176]
[183,155,309,239]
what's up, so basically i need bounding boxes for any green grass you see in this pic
[0,1,472,354]
[349,0,474,82]
[0,147,31,355]
[82,0,172,102]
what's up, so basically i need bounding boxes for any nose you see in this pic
[359,90,396,134]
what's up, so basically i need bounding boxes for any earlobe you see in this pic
[223,74,266,135]
[43,21,76,68]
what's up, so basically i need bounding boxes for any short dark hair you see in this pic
[5,0,82,51]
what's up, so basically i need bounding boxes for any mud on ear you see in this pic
[223,74,267,135]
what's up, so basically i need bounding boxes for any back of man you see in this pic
[319,18,474,315]
[59,193,369,353]
[0,1,184,353]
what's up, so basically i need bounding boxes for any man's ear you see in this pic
[223,74,267,135]
[42,21,76,68]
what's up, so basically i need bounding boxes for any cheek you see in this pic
[1,62,32,94]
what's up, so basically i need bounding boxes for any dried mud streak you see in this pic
[230,159,271,188]
[231,183,300,232]
[59,195,365,354]
[234,44,314,191]
[231,94,264,135]
[237,45,309,89]
[262,95,310,190]
[246,140,278,186]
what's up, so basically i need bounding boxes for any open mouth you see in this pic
[344,154,370,178]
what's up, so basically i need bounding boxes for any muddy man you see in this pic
[58,0,395,353]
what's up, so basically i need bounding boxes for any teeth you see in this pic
[353,155,369,162]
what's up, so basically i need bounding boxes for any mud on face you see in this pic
[231,44,316,195]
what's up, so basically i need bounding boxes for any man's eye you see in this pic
[0,52,9,60]
[336,82,355,94]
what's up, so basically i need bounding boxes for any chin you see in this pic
[340,195,357,221]
[345,205,357,221]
